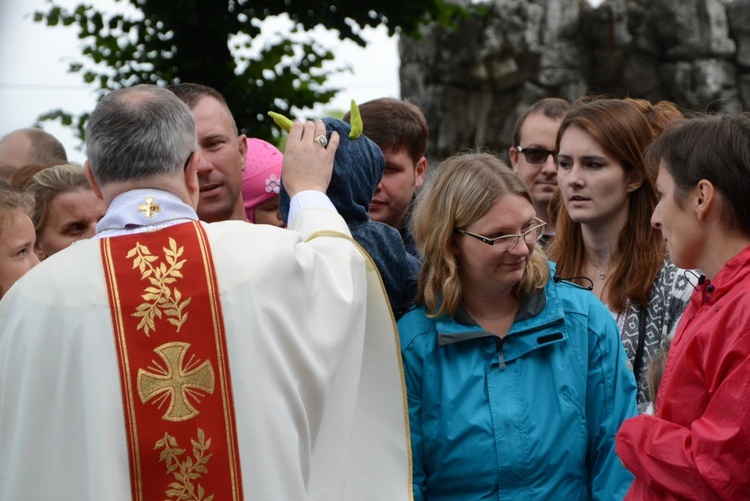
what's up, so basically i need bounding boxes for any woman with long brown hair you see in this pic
[547,98,692,412]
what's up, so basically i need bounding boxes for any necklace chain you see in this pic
[96,216,196,236]
[589,262,609,280]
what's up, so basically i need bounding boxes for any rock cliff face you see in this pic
[399,0,747,161]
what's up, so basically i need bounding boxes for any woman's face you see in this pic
[35,188,106,260]
[0,210,39,298]
[557,126,642,229]
[652,164,702,270]
[454,194,537,297]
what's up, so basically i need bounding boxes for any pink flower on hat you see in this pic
[265,174,281,194]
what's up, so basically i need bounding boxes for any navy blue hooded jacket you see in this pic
[279,117,420,319]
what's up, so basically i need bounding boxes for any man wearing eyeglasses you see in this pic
[508,98,571,247]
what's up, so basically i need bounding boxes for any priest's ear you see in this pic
[83,161,104,200]
[183,150,200,207]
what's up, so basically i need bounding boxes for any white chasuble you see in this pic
[0,201,411,500]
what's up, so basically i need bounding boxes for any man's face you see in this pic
[192,96,248,222]
[369,148,426,230]
[509,113,562,216]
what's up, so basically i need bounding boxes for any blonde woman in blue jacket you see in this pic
[398,151,637,500]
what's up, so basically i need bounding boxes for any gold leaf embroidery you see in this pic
[155,428,214,501]
[128,238,192,336]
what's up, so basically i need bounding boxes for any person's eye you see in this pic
[66,224,86,236]
[586,161,603,169]
[557,159,572,169]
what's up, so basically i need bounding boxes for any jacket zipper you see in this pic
[496,337,506,370]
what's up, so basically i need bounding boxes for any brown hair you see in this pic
[167,82,237,134]
[647,341,670,404]
[546,98,664,312]
[645,112,750,235]
[511,98,572,146]
[10,164,54,191]
[623,98,684,139]
[343,98,428,165]
[411,151,549,317]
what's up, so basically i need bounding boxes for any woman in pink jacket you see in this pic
[615,113,750,499]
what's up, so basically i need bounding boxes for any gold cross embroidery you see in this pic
[138,197,161,218]
[137,342,215,421]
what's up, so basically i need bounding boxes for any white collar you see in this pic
[95,189,199,238]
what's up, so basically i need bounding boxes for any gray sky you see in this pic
[0,0,399,163]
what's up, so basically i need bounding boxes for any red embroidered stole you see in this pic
[101,221,243,500]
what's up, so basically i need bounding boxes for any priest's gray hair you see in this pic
[85,84,197,184]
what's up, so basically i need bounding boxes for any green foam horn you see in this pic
[268,111,294,132]
[349,100,363,139]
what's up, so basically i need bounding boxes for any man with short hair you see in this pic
[0,127,68,182]
[508,98,571,246]
[168,83,248,222]
[344,97,428,257]
[0,84,410,499]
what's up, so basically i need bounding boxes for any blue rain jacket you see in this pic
[398,265,637,500]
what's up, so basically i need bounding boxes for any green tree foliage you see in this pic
[33,0,462,144]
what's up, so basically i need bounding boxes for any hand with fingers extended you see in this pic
[281,120,340,199]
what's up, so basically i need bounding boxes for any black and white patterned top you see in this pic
[616,258,693,413]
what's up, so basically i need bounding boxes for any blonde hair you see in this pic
[412,151,549,318]
[23,163,90,233]
[0,189,34,235]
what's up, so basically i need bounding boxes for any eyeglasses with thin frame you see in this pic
[457,217,547,250]
[516,146,556,165]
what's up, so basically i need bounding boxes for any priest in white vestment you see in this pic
[0,85,411,500]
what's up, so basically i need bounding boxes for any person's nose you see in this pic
[564,164,584,187]
[196,152,212,177]
[541,154,557,176]
[506,236,531,256]
[651,202,662,230]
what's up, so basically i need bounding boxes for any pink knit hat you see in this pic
[242,138,283,222]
